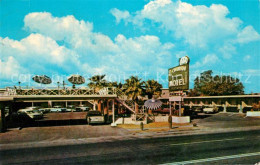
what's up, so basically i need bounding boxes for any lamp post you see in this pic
[57,81,60,95]
[62,81,66,89]
[18,81,21,90]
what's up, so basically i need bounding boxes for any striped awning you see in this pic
[144,99,162,110]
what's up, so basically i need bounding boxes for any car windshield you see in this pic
[87,111,102,116]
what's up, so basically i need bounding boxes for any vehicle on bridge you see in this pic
[86,111,105,124]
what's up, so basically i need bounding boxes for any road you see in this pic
[1,130,259,164]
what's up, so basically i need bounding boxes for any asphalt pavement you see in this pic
[1,130,259,164]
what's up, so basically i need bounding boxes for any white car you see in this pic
[17,109,43,119]
[38,108,50,113]
[25,106,39,110]
[203,107,219,113]
[53,105,62,108]
[86,111,105,124]
[50,108,62,113]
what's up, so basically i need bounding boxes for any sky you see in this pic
[0,0,259,93]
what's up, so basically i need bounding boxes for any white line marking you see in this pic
[169,137,244,146]
[162,152,260,165]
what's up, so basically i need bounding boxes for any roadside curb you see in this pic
[1,126,260,151]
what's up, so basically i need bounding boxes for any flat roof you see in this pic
[183,95,260,99]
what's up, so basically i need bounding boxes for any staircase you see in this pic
[115,89,135,114]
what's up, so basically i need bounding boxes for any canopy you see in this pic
[68,75,85,85]
[144,99,162,110]
[32,75,52,84]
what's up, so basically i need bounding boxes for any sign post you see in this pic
[168,56,190,117]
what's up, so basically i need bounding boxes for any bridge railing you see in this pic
[4,87,117,96]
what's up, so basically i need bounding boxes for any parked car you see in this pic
[38,108,50,114]
[66,105,75,112]
[75,107,82,112]
[86,111,105,124]
[17,109,43,119]
[53,105,62,108]
[61,108,67,112]
[193,107,203,113]
[75,106,90,112]
[50,108,61,113]
[203,106,219,113]
[25,106,39,110]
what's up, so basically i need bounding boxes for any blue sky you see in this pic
[0,0,259,93]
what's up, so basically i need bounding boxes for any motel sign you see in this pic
[168,56,190,91]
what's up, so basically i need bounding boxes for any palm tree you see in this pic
[145,79,162,99]
[88,75,107,92]
[123,76,145,113]
[88,75,107,111]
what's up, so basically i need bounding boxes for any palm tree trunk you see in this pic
[135,102,139,113]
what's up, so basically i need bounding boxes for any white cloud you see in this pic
[24,12,117,54]
[110,8,131,24]
[191,54,219,68]
[0,33,80,75]
[1,12,176,86]
[0,56,25,79]
[113,0,260,57]
[237,26,260,44]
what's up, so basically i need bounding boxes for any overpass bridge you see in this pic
[0,87,140,132]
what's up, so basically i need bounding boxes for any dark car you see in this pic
[86,111,105,124]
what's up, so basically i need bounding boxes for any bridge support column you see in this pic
[93,101,96,111]
[104,100,108,122]
[239,104,243,113]
[223,104,227,113]
[65,101,68,108]
[0,103,6,133]
[48,101,52,108]
[111,99,116,127]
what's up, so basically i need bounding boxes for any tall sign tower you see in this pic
[168,56,190,117]
[168,56,190,92]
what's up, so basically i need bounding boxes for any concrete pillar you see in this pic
[112,99,115,123]
[80,101,82,106]
[65,101,68,108]
[48,101,52,108]
[93,101,96,111]
[223,104,227,113]
[239,104,243,113]
[32,102,34,107]
[111,99,117,126]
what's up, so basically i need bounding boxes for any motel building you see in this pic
[0,86,260,132]
[0,56,260,132]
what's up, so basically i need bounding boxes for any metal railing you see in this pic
[4,87,117,96]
